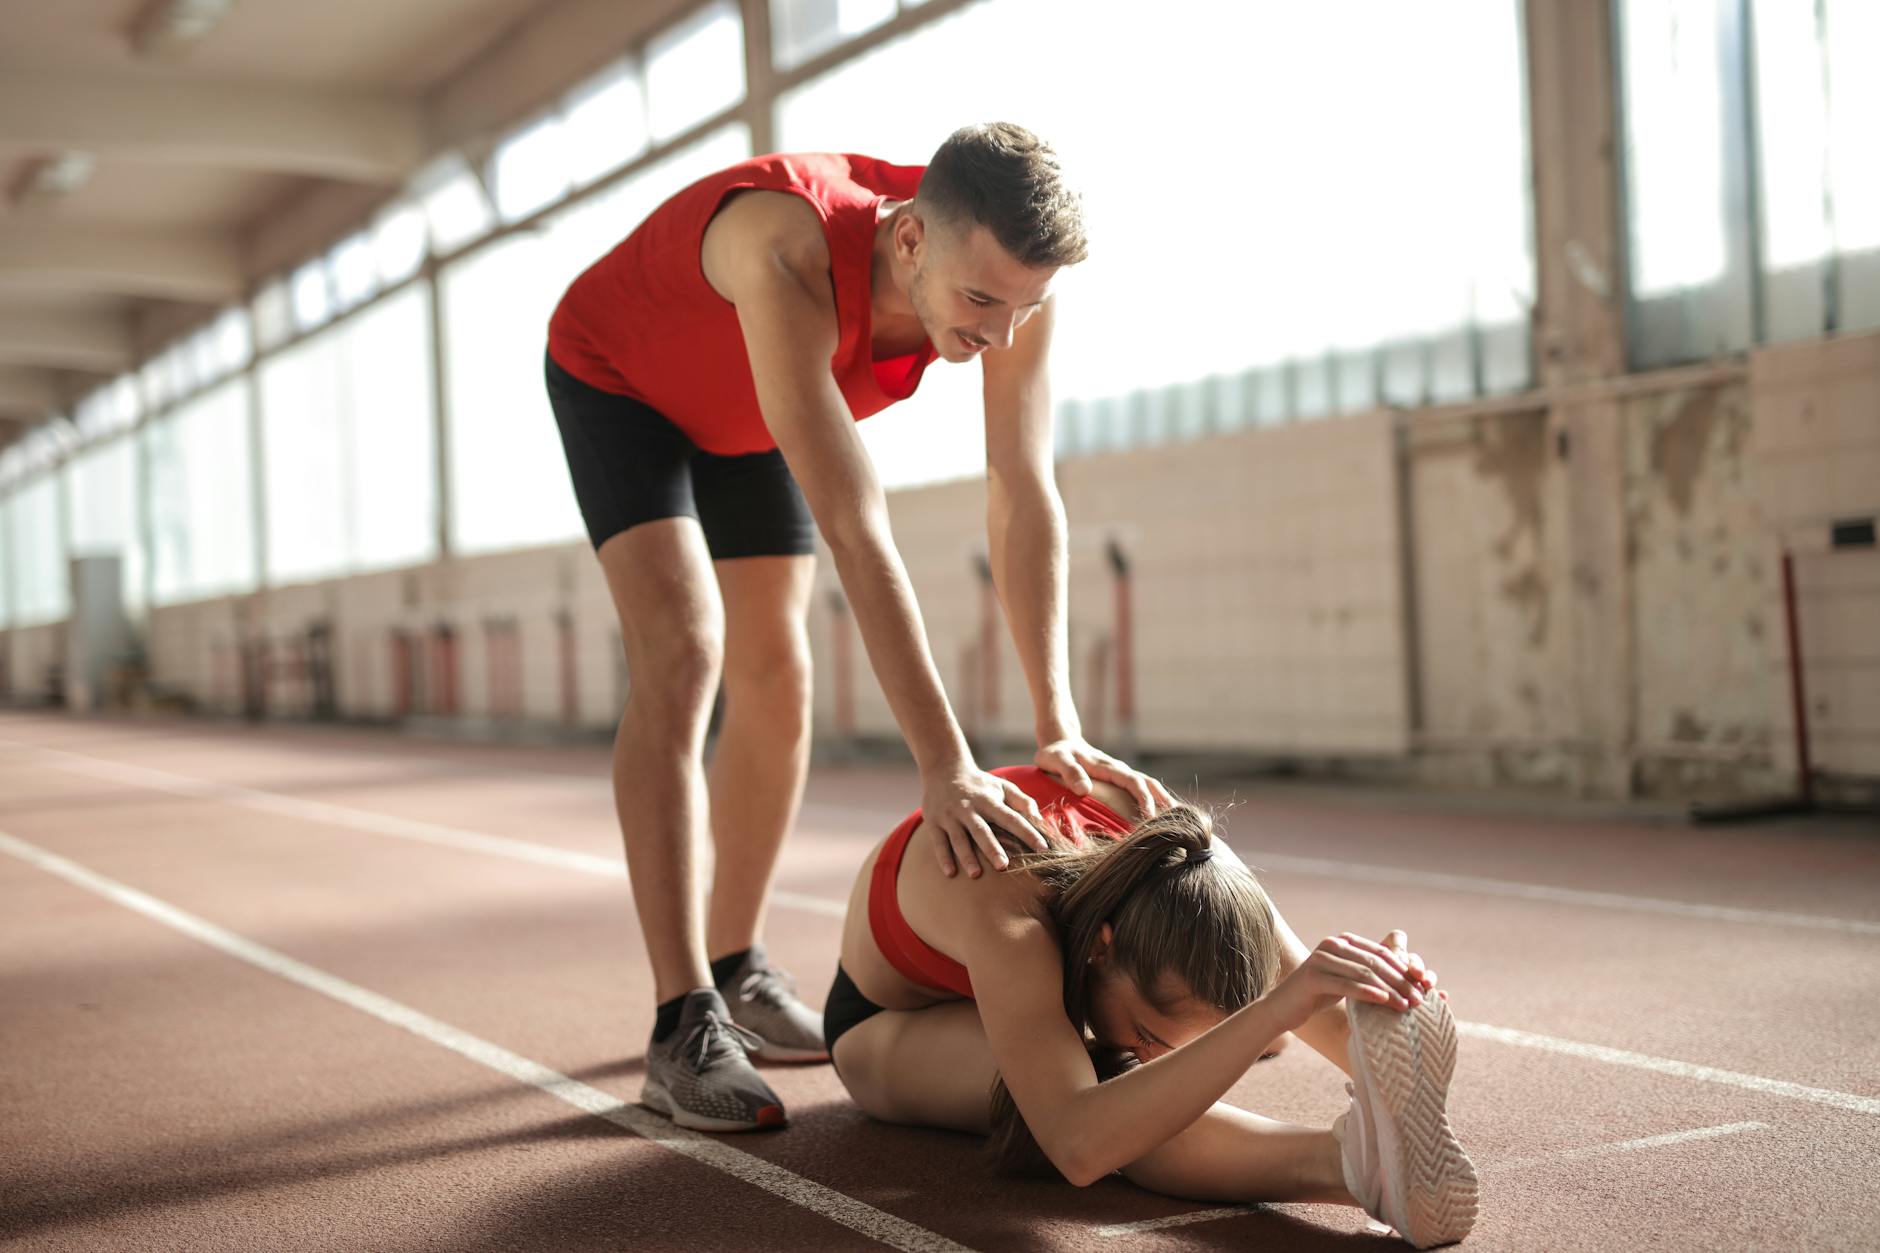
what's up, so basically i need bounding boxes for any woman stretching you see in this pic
[823,766,1479,1248]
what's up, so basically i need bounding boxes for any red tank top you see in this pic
[546,152,938,456]
[868,767,1137,1000]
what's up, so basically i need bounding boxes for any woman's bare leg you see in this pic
[832,1003,1356,1206]
[1118,1103,1351,1204]
[833,1002,997,1132]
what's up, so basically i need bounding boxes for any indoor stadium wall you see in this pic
[26,327,1861,806]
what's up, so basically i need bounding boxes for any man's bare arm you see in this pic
[982,298,1174,815]
[982,299,1077,742]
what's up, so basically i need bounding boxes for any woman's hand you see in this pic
[1034,737,1175,817]
[1381,929,1442,1002]
[922,763,1051,879]
[1261,930,1439,1035]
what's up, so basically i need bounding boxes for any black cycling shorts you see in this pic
[545,350,817,559]
[822,964,887,1066]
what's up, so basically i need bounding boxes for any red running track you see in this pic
[1,711,1877,1251]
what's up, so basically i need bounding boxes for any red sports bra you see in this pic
[867,766,1136,999]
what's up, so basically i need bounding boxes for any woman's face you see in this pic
[1085,964,1225,1063]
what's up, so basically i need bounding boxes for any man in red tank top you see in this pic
[543,123,1173,1133]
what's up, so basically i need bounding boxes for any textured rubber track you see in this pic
[1349,993,1479,1248]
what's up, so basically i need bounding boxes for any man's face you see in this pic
[905,214,1057,363]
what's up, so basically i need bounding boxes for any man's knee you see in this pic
[625,628,724,713]
[723,632,812,715]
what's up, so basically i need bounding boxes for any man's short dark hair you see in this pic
[917,122,1088,268]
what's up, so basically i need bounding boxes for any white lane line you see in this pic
[1095,1205,1257,1238]
[1487,1120,1768,1173]
[15,738,1876,940]
[1245,850,1880,937]
[1457,1023,1880,1116]
[27,746,630,870]
[13,743,849,920]
[13,741,1880,1120]
[1097,1122,1773,1237]
[0,828,972,1253]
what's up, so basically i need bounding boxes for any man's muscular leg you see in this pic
[705,553,815,960]
[699,552,828,1059]
[598,518,724,1002]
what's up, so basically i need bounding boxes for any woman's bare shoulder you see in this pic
[1085,779,1143,825]
[900,818,1054,934]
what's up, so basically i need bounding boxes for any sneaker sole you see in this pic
[749,1039,831,1064]
[1347,994,1479,1248]
[640,1077,788,1133]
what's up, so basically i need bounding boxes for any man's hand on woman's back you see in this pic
[1034,737,1175,817]
[921,763,1050,879]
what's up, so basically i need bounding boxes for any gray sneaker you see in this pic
[641,988,787,1131]
[717,944,829,1063]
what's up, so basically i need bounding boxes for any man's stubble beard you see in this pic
[907,264,944,355]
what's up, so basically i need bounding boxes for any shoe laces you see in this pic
[736,965,797,1008]
[680,1009,764,1071]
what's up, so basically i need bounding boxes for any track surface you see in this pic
[2,711,1876,1251]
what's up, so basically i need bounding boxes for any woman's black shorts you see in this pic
[545,351,817,558]
[823,964,887,1063]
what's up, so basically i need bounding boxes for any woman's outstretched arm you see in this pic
[963,904,1418,1186]
[1269,902,1356,1073]
[1266,902,1436,1077]
[1209,833,1434,1077]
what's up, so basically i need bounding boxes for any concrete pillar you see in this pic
[1526,0,1635,796]
[245,358,269,592]
[426,270,453,562]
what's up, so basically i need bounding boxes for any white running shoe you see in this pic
[1334,992,1479,1248]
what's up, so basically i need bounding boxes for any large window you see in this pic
[646,1,745,142]
[75,377,142,442]
[344,288,440,573]
[145,379,257,606]
[259,330,347,584]
[65,436,146,617]
[0,492,11,629]
[1751,0,1880,341]
[442,124,751,556]
[1620,0,1880,364]
[260,284,438,584]
[562,60,651,189]
[417,152,499,256]
[492,116,574,224]
[778,0,1533,467]
[440,230,586,556]
[6,474,70,627]
[769,0,897,71]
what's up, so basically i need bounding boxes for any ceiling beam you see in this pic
[0,307,135,372]
[0,367,62,413]
[0,222,243,303]
[0,71,423,184]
